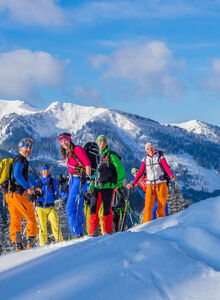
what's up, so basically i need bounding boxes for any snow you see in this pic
[1,196,220,299]
[169,120,220,144]
[166,153,220,192]
[0,99,39,118]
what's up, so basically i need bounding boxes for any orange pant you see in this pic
[142,182,168,223]
[6,191,38,243]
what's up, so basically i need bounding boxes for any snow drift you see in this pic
[0,196,220,300]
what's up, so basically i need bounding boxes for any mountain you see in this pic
[1,195,220,299]
[0,99,219,202]
[169,119,220,144]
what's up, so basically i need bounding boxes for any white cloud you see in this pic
[73,85,103,106]
[203,58,220,92]
[0,49,68,99]
[0,0,65,26]
[70,0,218,26]
[90,41,185,99]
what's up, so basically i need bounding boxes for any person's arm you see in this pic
[160,158,174,179]
[14,162,30,190]
[29,174,38,188]
[110,154,125,188]
[74,146,91,175]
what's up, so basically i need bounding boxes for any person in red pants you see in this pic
[89,135,125,236]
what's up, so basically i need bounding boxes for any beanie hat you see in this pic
[96,135,107,144]
[131,167,139,175]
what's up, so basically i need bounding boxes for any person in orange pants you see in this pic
[6,191,38,247]
[6,138,40,251]
[127,142,176,223]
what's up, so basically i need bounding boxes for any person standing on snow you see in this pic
[35,164,67,246]
[127,142,176,223]
[58,132,91,238]
[6,138,39,251]
[89,135,125,236]
[131,167,169,220]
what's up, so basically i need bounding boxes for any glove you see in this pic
[55,198,63,208]
[27,193,35,203]
[86,175,91,184]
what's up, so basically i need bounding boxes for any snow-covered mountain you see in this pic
[1,196,220,300]
[0,99,219,202]
[169,119,220,144]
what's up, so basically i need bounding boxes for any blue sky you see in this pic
[0,0,220,126]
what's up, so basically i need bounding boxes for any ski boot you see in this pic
[26,236,35,250]
[13,242,24,252]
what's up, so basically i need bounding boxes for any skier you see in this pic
[131,167,169,220]
[35,164,67,246]
[89,135,125,236]
[127,142,176,223]
[5,138,39,251]
[58,132,91,238]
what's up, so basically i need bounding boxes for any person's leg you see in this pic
[6,193,22,244]
[66,177,83,236]
[90,189,102,235]
[156,182,168,219]
[102,189,115,234]
[48,207,63,242]
[36,207,48,246]
[142,185,156,223]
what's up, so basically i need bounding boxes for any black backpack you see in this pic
[84,142,99,176]
[97,151,121,186]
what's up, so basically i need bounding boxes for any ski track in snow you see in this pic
[1,197,220,299]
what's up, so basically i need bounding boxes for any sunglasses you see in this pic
[58,132,71,141]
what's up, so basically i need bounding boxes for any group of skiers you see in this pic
[1,133,176,252]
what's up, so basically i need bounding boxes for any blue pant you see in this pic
[66,177,88,236]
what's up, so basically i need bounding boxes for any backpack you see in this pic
[0,158,13,195]
[97,151,121,186]
[158,151,170,184]
[84,142,99,175]
[38,177,56,199]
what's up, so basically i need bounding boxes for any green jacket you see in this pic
[95,147,125,189]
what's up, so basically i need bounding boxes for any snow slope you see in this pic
[1,196,220,300]
[169,120,220,144]
[0,99,39,118]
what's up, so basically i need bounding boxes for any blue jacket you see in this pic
[35,175,68,207]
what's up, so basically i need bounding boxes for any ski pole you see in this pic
[120,189,130,231]
[57,182,62,243]
[124,199,141,224]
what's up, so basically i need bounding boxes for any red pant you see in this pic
[6,191,38,243]
[90,188,115,234]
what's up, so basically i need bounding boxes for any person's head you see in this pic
[40,164,50,178]
[96,135,107,153]
[131,167,139,177]
[145,142,155,156]
[18,138,34,158]
[58,132,75,160]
